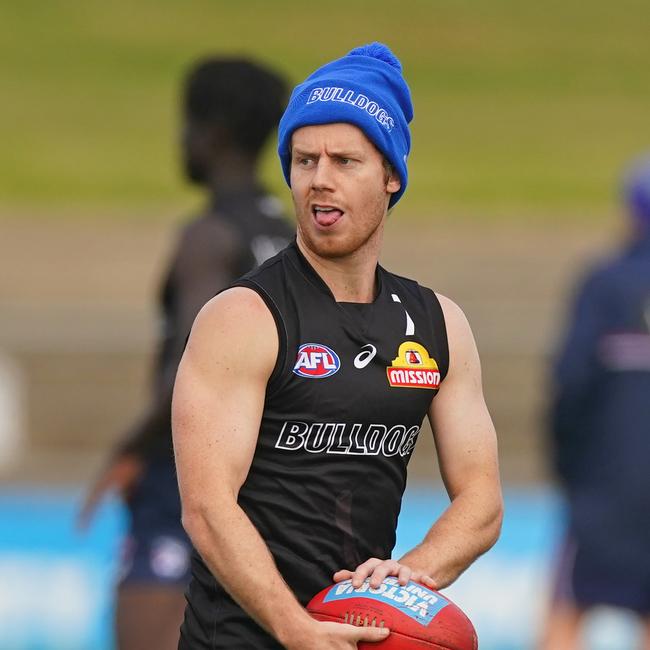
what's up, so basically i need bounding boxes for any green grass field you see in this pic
[1,0,649,220]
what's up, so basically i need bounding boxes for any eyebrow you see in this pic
[292,147,364,158]
[291,148,315,158]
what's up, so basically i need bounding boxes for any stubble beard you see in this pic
[298,219,384,261]
[295,193,388,261]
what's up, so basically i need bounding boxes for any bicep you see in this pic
[428,296,499,498]
[172,288,278,508]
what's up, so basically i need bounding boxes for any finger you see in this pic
[76,472,114,531]
[420,575,437,589]
[352,624,391,643]
[397,563,412,586]
[113,456,144,500]
[322,620,390,644]
[368,560,401,589]
[411,571,437,590]
[77,485,103,531]
[352,558,384,588]
[333,569,354,583]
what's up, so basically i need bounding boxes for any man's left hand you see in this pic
[333,558,437,590]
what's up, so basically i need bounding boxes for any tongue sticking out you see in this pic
[314,209,343,227]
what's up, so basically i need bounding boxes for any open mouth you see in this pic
[312,204,344,227]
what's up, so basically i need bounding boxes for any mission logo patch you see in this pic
[387,341,440,389]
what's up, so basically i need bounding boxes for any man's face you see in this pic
[290,123,401,259]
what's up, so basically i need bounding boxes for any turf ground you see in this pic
[1,0,649,218]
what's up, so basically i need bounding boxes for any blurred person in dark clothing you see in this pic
[78,57,292,650]
[540,154,650,650]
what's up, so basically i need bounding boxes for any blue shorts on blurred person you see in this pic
[119,457,192,586]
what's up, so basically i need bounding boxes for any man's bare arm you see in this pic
[398,294,503,587]
[335,294,502,590]
[173,288,388,649]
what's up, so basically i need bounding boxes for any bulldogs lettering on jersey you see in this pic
[275,421,420,457]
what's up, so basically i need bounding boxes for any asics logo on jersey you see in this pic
[353,344,377,369]
[293,343,341,378]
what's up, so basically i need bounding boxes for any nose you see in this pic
[311,157,335,192]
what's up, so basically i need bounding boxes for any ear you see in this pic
[386,170,401,196]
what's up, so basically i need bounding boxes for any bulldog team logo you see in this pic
[387,342,440,389]
[293,343,341,378]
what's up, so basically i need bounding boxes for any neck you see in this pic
[296,224,384,303]
[206,152,259,196]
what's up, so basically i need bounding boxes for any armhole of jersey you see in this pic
[422,287,450,382]
[232,278,288,396]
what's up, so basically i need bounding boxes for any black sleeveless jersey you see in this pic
[180,242,449,649]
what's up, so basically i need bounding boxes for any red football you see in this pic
[307,577,477,649]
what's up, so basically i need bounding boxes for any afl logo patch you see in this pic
[293,343,341,378]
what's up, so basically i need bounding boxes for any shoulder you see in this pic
[434,293,476,343]
[186,287,278,378]
[568,256,621,309]
[435,293,470,330]
[575,242,647,294]
[432,293,480,376]
[193,286,274,334]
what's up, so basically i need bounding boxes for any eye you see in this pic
[338,157,351,165]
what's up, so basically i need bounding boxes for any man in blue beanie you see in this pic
[540,154,650,649]
[173,43,503,649]
[277,41,413,209]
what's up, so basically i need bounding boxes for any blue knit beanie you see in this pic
[278,42,413,208]
[622,153,650,227]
